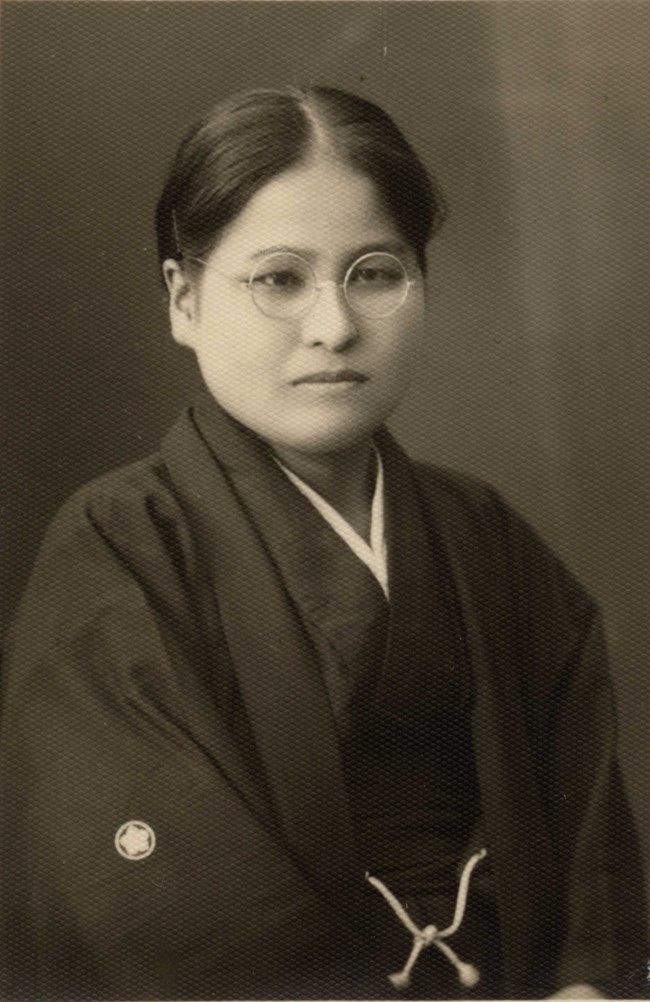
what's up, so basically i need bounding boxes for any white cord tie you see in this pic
[366,847,487,991]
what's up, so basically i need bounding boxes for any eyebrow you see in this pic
[248,240,410,263]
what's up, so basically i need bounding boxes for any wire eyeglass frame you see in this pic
[187,250,418,320]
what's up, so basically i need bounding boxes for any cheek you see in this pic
[200,339,261,396]
[376,307,425,377]
[193,322,287,423]
[194,296,269,385]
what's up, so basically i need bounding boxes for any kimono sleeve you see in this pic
[549,607,648,996]
[492,490,648,997]
[0,490,200,996]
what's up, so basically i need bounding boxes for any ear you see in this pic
[162,258,199,347]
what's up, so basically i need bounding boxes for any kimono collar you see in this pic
[275,448,389,599]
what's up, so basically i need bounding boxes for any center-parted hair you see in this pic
[155,85,445,280]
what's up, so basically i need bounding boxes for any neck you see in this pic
[271,438,377,543]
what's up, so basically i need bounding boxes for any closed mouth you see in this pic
[293,370,368,385]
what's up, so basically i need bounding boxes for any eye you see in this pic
[348,255,405,288]
[251,269,306,292]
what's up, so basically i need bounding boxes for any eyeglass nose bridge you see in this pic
[295,275,352,320]
[312,277,348,307]
[313,278,343,292]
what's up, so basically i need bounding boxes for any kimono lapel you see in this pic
[372,430,466,719]
[215,434,390,740]
[161,397,368,931]
[237,481,389,682]
[201,406,390,685]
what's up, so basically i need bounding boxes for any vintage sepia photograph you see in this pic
[1,2,649,999]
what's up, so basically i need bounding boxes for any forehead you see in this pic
[213,158,401,262]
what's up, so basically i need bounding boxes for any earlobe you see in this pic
[162,258,197,347]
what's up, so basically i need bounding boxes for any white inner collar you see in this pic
[275,449,389,599]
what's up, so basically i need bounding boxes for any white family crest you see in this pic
[114,820,156,860]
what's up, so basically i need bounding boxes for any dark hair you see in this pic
[155,85,445,281]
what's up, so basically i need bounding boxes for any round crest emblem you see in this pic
[114,820,156,860]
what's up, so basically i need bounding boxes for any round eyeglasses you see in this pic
[191,251,417,320]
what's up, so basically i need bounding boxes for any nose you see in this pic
[298,282,359,351]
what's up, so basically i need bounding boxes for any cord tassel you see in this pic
[366,848,487,991]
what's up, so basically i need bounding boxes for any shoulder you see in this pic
[410,459,522,555]
[411,459,597,629]
[47,451,176,539]
[6,449,199,651]
[411,460,501,519]
[411,462,605,730]
[30,453,180,590]
[412,458,557,554]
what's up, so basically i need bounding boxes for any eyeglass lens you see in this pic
[248,251,410,319]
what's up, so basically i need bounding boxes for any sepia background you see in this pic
[2,1,649,923]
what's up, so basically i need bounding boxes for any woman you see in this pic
[0,86,646,1000]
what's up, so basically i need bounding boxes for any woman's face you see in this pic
[165,157,425,459]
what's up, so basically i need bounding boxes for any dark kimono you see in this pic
[1,393,646,1000]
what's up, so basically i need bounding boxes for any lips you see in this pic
[292,369,368,385]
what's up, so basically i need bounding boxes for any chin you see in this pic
[269,410,388,456]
